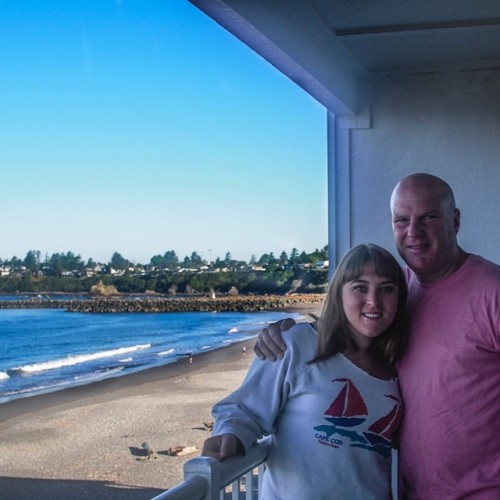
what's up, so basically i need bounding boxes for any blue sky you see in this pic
[0,0,327,265]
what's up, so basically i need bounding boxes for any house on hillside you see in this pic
[0,266,11,277]
[314,260,329,270]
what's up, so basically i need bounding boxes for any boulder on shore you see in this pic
[90,280,120,297]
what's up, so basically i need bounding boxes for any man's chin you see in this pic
[402,254,430,271]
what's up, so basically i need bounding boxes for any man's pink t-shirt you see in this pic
[398,255,500,499]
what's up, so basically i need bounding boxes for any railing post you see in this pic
[183,455,223,500]
[150,438,270,499]
[150,475,209,500]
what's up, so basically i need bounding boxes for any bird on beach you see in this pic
[141,441,154,458]
[203,421,214,431]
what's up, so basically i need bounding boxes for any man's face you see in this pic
[391,185,460,283]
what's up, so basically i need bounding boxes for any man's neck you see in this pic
[416,248,470,284]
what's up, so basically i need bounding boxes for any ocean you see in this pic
[0,306,304,404]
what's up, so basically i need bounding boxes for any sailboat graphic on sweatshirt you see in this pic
[314,378,401,458]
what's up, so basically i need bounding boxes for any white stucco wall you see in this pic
[346,70,500,265]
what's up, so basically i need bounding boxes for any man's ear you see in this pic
[453,208,461,234]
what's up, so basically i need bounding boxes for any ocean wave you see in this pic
[0,377,76,401]
[228,327,239,333]
[0,366,128,403]
[157,348,175,356]
[73,366,125,381]
[11,344,151,374]
[0,371,10,381]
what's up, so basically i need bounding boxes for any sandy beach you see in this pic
[0,304,320,499]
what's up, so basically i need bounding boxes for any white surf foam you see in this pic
[13,344,151,374]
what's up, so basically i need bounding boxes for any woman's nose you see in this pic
[365,290,380,306]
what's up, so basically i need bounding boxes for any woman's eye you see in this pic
[380,286,396,293]
[353,285,367,293]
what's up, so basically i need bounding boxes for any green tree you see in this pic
[257,253,271,266]
[49,254,64,275]
[213,256,224,269]
[265,252,280,272]
[279,251,288,266]
[298,251,309,264]
[8,256,23,271]
[190,251,202,266]
[150,254,164,269]
[23,250,40,272]
[19,272,35,292]
[110,252,129,270]
[47,251,84,274]
[163,250,179,268]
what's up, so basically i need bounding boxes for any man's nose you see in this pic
[407,218,423,237]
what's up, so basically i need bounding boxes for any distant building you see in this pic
[314,260,329,270]
[251,265,266,271]
[0,266,11,276]
[109,268,125,276]
[298,263,313,270]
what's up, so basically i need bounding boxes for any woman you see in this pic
[202,243,407,499]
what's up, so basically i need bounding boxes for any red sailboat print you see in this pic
[363,394,401,446]
[324,378,368,427]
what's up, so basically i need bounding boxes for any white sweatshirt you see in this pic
[212,323,401,500]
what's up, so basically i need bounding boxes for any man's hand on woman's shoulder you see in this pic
[254,318,297,361]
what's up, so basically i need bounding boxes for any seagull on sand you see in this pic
[142,441,154,458]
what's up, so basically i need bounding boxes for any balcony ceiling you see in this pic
[190,1,500,113]
[313,0,500,73]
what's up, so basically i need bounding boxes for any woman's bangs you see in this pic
[343,248,399,283]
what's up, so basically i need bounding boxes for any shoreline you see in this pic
[0,301,321,409]
[0,337,254,421]
[0,303,321,499]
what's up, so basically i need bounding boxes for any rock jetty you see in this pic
[0,294,325,313]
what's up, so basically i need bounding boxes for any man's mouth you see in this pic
[407,243,429,251]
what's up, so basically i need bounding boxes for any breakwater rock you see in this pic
[0,294,325,313]
[0,299,68,310]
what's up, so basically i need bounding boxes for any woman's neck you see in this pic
[343,349,395,381]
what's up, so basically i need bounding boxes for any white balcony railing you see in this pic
[152,440,399,500]
[151,438,270,500]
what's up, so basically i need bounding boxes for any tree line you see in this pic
[0,247,329,295]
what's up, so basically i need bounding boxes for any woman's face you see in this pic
[341,266,399,349]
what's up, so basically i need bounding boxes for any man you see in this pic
[255,173,500,499]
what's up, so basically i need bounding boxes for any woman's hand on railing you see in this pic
[201,433,242,461]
